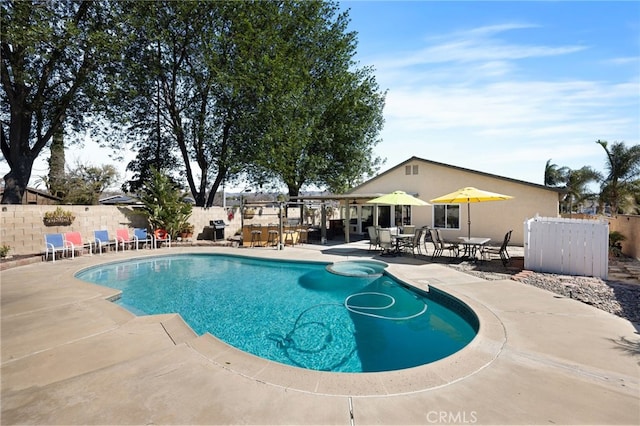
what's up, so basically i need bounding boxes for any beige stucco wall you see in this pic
[350,158,560,246]
[609,215,640,260]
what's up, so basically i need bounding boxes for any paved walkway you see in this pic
[1,243,638,425]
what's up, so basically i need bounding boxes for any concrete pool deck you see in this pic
[1,243,638,425]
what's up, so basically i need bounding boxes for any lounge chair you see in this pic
[116,228,136,251]
[483,230,512,266]
[366,226,380,251]
[64,231,93,257]
[94,230,117,254]
[133,228,153,249]
[44,233,68,262]
[153,228,171,249]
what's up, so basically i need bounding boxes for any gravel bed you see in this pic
[447,258,640,325]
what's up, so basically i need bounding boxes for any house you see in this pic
[0,186,62,205]
[344,156,562,246]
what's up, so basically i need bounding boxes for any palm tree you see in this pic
[544,159,569,187]
[597,140,640,214]
[563,166,602,215]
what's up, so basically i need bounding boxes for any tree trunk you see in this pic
[1,109,35,204]
[2,163,33,204]
[48,127,66,198]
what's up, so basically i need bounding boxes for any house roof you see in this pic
[347,156,565,195]
[98,195,142,205]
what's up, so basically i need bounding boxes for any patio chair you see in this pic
[366,226,380,251]
[44,233,68,262]
[378,228,395,256]
[133,228,153,250]
[398,227,424,257]
[153,228,171,249]
[94,230,117,254]
[64,231,93,257]
[429,228,458,259]
[402,225,416,235]
[420,226,431,255]
[116,228,136,251]
[483,230,512,266]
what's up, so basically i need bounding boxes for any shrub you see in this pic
[609,231,626,257]
[138,168,193,239]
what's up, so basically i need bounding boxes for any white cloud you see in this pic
[366,23,639,185]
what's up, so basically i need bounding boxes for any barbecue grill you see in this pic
[210,220,226,241]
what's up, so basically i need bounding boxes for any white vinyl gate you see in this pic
[524,216,609,279]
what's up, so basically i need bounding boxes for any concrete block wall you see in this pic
[0,205,282,256]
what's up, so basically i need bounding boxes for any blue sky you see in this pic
[13,1,640,191]
[340,0,639,186]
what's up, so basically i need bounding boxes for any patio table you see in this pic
[393,233,415,255]
[457,237,491,261]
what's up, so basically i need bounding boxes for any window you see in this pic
[433,204,460,229]
[394,205,412,226]
[406,165,419,175]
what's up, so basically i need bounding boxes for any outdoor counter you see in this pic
[241,225,307,247]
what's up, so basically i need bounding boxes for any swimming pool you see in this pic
[76,254,478,373]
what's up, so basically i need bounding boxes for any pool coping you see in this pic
[72,250,507,397]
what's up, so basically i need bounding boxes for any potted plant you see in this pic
[43,207,76,226]
[137,168,193,239]
[0,244,10,259]
[243,207,255,219]
[180,223,195,239]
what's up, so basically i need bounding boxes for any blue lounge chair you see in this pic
[133,228,153,250]
[44,233,68,262]
[94,230,116,254]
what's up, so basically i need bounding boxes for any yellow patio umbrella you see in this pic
[367,190,429,228]
[366,190,430,206]
[429,187,513,239]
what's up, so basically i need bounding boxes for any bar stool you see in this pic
[250,224,263,247]
[296,226,308,244]
[284,227,296,246]
[267,223,279,247]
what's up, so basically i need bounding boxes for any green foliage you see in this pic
[597,140,640,215]
[609,231,626,257]
[0,244,10,258]
[1,0,124,204]
[43,207,76,225]
[138,168,193,239]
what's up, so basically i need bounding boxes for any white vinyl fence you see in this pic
[524,216,609,279]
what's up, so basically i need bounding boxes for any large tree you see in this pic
[114,0,384,204]
[0,0,118,203]
[596,140,640,215]
[562,166,602,214]
[246,0,385,196]
[544,159,569,187]
[108,1,261,206]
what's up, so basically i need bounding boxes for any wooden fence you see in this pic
[524,216,609,279]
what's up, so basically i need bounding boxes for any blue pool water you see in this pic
[76,254,477,373]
